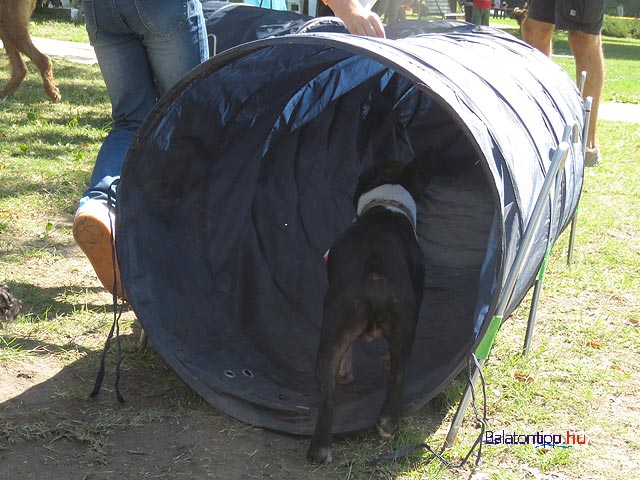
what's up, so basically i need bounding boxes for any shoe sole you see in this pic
[584,157,602,167]
[73,213,127,300]
[585,148,602,167]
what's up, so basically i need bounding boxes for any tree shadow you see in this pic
[0,328,464,479]
[0,333,329,478]
[0,280,129,321]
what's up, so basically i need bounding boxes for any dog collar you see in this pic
[356,184,417,233]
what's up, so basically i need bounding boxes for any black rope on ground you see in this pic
[90,179,126,403]
[365,354,487,469]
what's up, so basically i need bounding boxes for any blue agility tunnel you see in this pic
[117,25,584,435]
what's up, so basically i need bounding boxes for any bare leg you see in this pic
[521,17,555,56]
[568,30,604,149]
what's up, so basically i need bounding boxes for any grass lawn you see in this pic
[1,17,639,480]
[30,16,89,43]
[28,15,640,104]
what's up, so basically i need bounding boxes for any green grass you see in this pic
[487,20,640,104]
[551,33,640,103]
[408,14,640,104]
[29,17,89,43]
[2,18,640,480]
[25,13,640,103]
[0,336,31,360]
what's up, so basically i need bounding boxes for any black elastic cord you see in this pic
[366,354,488,469]
[90,179,126,403]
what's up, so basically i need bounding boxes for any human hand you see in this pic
[326,0,386,38]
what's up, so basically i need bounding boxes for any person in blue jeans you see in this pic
[73,0,210,297]
[74,0,385,299]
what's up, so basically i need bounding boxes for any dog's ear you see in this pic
[398,147,437,199]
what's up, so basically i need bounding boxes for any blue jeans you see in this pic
[81,0,209,206]
[243,0,288,10]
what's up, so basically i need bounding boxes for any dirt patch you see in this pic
[0,222,348,479]
[0,240,351,479]
[0,346,349,480]
[0,356,65,402]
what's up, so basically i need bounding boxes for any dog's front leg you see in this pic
[376,307,418,438]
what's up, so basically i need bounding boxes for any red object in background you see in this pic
[473,0,492,8]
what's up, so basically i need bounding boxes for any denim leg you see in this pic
[138,0,210,95]
[80,0,208,206]
[82,35,157,204]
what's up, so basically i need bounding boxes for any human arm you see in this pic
[323,0,386,38]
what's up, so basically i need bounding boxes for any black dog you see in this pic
[0,283,22,327]
[307,150,434,463]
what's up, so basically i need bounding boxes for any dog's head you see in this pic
[511,7,528,26]
[353,147,436,206]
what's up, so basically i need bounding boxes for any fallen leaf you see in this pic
[610,364,629,375]
[586,340,603,349]
[514,372,534,383]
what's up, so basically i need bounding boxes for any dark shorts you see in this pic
[527,0,605,35]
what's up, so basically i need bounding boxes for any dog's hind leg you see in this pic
[0,39,29,98]
[376,303,418,438]
[307,300,366,463]
[336,344,354,385]
[14,35,60,102]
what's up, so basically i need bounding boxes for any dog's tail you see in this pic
[357,256,395,341]
[360,254,395,311]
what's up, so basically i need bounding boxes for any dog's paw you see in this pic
[306,444,333,464]
[376,416,399,439]
[47,87,61,103]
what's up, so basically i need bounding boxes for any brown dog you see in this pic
[511,5,529,26]
[0,0,60,101]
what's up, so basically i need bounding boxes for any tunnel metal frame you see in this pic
[444,107,588,447]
